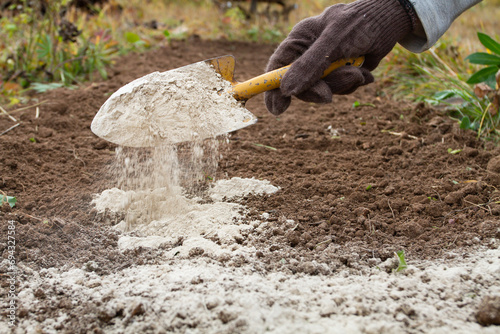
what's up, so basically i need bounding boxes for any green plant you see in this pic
[416,41,500,140]
[448,148,462,155]
[466,32,500,89]
[124,32,147,48]
[0,193,17,208]
[394,250,408,273]
[30,82,66,93]
[252,143,277,151]
[353,101,375,108]
[0,0,118,96]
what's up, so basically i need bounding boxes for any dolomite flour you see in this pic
[91,61,257,147]
[91,60,273,252]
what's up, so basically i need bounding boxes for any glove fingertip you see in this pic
[265,90,292,116]
[296,80,333,104]
[360,68,375,84]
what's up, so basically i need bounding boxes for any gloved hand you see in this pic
[265,0,416,115]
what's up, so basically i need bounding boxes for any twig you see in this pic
[7,101,47,114]
[463,199,490,213]
[432,188,442,202]
[315,239,332,248]
[448,235,459,247]
[19,212,43,221]
[0,105,18,122]
[68,148,86,166]
[0,123,21,136]
[35,106,40,132]
[308,220,325,226]
[381,130,419,140]
[388,199,395,218]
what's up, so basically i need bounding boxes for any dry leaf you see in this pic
[492,94,499,116]
[474,83,492,99]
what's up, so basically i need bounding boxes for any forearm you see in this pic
[399,0,483,52]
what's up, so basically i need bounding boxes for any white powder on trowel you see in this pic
[91,61,257,147]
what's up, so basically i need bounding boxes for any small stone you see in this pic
[217,253,231,263]
[486,156,500,174]
[464,194,483,205]
[34,288,46,299]
[130,303,145,317]
[444,191,463,205]
[188,247,205,257]
[384,186,395,195]
[206,296,221,310]
[84,261,100,272]
[218,310,237,324]
[386,147,403,156]
[320,301,337,317]
[297,261,318,275]
[235,318,248,327]
[190,276,203,285]
[269,244,280,252]
[379,257,399,273]
[98,310,115,323]
[176,311,187,319]
[476,295,500,326]
[18,308,29,318]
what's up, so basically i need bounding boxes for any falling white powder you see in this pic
[91,61,257,147]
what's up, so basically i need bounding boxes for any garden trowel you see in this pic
[91,55,364,148]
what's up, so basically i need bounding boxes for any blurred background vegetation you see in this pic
[1,0,499,139]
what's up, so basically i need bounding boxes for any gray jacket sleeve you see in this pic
[399,0,482,52]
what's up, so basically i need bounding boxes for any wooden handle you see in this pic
[230,56,365,101]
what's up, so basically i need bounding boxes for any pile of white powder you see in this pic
[91,61,257,147]
[92,177,280,256]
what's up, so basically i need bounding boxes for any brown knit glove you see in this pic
[265,0,415,115]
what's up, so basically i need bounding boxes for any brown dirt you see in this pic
[1,38,500,304]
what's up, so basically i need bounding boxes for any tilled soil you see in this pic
[1,39,500,333]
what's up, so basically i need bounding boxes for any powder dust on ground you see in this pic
[0,39,500,333]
